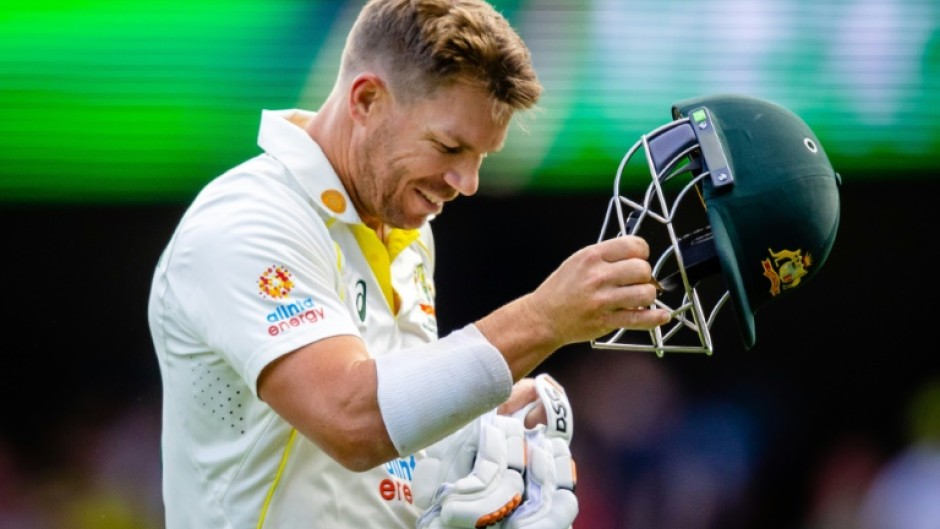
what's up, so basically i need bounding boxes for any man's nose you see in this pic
[444,158,481,196]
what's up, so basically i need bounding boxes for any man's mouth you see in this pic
[417,188,445,206]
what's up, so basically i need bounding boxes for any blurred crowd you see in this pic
[2,350,939,529]
[0,400,163,529]
[563,349,940,529]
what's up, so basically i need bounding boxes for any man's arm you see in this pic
[258,236,669,471]
[258,335,392,472]
[258,346,557,472]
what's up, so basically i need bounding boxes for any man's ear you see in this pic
[348,73,388,124]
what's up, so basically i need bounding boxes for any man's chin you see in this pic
[384,213,431,231]
[383,202,443,230]
[401,216,431,230]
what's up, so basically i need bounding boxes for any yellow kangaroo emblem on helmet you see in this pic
[761,248,813,296]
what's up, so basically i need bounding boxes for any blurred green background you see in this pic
[2,2,940,528]
[2,0,938,203]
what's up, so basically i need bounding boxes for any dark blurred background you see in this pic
[2,1,939,528]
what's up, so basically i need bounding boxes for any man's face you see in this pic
[352,82,509,230]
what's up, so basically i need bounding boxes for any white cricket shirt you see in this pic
[148,109,438,528]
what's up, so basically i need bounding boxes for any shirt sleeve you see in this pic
[162,171,361,396]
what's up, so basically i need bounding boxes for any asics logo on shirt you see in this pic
[355,279,367,322]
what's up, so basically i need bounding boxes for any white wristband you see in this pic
[375,324,513,456]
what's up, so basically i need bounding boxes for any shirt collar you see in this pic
[257,109,362,224]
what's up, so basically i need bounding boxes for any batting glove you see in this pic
[413,409,526,529]
[504,374,578,529]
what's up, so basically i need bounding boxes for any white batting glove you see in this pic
[413,409,526,529]
[504,374,578,529]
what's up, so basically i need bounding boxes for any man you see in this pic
[147,0,669,527]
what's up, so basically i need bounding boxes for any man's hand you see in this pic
[530,236,669,346]
[476,236,671,378]
[414,375,579,529]
[413,410,526,528]
[504,374,578,529]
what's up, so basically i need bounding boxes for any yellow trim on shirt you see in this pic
[349,225,420,314]
[385,228,420,263]
[333,241,345,300]
[256,429,299,529]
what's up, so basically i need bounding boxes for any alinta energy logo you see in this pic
[257,265,327,337]
[258,265,294,300]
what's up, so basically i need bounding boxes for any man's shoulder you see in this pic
[177,156,332,245]
[191,156,311,214]
[209,154,294,198]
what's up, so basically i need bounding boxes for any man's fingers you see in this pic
[496,379,537,417]
[594,236,650,263]
[598,257,654,290]
[607,306,672,330]
[609,282,660,309]
[587,279,659,315]
[590,246,671,329]
[523,403,547,430]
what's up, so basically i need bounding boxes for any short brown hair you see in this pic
[342,0,541,121]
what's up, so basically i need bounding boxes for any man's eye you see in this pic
[437,143,460,154]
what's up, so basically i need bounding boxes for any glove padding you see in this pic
[504,374,578,529]
[502,429,577,529]
[414,409,526,528]
[413,374,578,529]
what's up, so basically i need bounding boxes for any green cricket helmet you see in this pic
[591,94,841,356]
